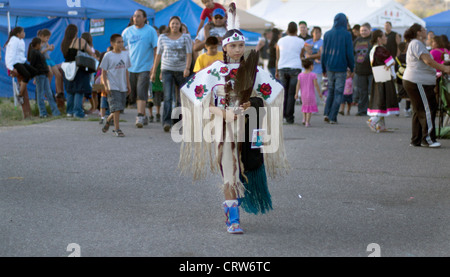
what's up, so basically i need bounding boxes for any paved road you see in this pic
[1,103,449,257]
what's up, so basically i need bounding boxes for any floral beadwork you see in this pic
[207,68,221,81]
[186,75,196,89]
[257,83,272,100]
[195,84,208,100]
[220,67,229,74]
[228,68,237,80]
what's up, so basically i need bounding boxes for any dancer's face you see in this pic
[224,41,245,61]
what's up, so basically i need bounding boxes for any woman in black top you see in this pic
[61,24,95,118]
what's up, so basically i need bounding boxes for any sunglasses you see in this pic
[214,15,223,20]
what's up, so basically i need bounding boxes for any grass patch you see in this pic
[0,97,63,127]
[1,97,127,127]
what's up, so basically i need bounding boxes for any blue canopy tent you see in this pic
[0,0,155,98]
[424,10,450,38]
[155,0,261,46]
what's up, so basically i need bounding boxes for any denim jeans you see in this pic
[66,91,85,118]
[324,71,347,122]
[279,68,302,123]
[355,74,373,114]
[162,70,186,126]
[35,74,61,117]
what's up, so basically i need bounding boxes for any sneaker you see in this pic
[404,109,412,117]
[330,121,337,124]
[156,113,161,122]
[143,116,149,126]
[136,116,144,128]
[324,116,329,123]
[305,122,311,127]
[163,124,171,132]
[421,142,441,148]
[66,113,73,118]
[149,115,154,123]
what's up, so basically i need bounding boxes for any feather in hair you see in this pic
[227,2,240,31]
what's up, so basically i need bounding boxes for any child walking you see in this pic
[339,69,353,116]
[100,34,131,137]
[28,37,61,118]
[295,59,322,127]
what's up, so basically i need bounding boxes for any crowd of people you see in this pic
[3,0,450,146]
[256,14,450,147]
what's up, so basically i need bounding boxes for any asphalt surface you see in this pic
[1,102,449,257]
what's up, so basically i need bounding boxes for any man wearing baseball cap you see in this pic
[194,8,228,52]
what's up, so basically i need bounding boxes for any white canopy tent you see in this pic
[236,7,274,33]
[247,0,425,36]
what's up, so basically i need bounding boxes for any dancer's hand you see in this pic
[240,101,251,110]
[224,109,237,123]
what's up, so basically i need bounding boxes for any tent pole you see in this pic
[7,11,17,106]
[7,11,11,32]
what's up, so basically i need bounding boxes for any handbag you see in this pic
[61,61,78,81]
[75,38,96,73]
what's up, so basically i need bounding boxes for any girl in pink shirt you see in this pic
[430,36,449,73]
[295,59,323,127]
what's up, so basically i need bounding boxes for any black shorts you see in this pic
[14,63,37,83]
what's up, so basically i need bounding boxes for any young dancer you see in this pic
[178,3,288,234]
[366,30,399,132]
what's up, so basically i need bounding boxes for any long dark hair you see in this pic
[61,24,78,57]
[222,29,245,108]
[4,26,24,48]
[81,32,93,47]
[371,29,384,46]
[27,37,41,62]
[404,23,422,43]
[269,28,280,48]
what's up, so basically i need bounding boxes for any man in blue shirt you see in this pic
[122,9,158,128]
[321,13,355,124]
